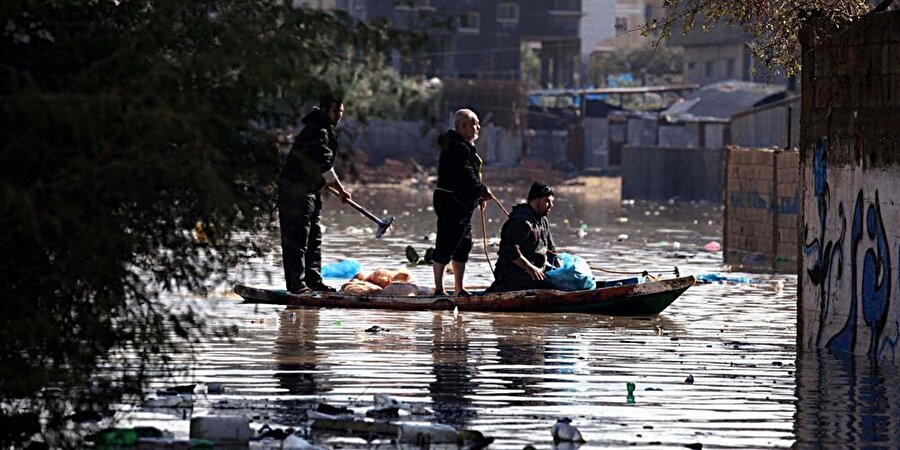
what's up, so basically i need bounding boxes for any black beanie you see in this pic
[527,182,554,201]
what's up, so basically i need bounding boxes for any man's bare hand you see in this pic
[526,263,546,281]
[339,190,352,204]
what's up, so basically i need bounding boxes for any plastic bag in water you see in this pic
[695,272,754,284]
[322,259,362,279]
[545,253,596,291]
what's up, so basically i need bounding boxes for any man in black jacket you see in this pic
[278,95,351,293]
[486,182,559,293]
[432,109,493,296]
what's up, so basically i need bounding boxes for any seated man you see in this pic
[486,182,559,293]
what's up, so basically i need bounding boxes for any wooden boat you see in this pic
[233,275,695,316]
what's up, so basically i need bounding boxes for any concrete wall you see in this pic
[729,96,801,148]
[523,129,569,170]
[583,117,610,169]
[478,125,523,166]
[344,121,523,167]
[627,117,658,148]
[658,123,700,148]
[724,147,799,272]
[682,42,748,85]
[622,146,724,201]
[343,119,439,165]
[799,11,900,359]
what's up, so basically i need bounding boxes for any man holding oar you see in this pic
[432,109,494,296]
[278,95,351,294]
[486,182,559,293]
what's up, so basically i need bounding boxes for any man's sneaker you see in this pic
[288,286,312,294]
[308,283,337,293]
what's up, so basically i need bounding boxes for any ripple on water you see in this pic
[112,188,895,449]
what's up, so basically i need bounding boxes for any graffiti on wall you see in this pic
[802,138,900,360]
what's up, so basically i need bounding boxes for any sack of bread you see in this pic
[355,268,414,288]
[340,279,383,295]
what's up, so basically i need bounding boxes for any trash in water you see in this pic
[551,418,586,443]
[626,382,635,404]
[405,246,435,265]
[317,403,352,416]
[207,383,225,395]
[365,325,389,333]
[685,375,695,384]
[617,234,629,241]
[577,224,588,238]
[311,418,490,447]
[145,393,193,408]
[321,259,361,279]
[702,241,721,252]
[365,405,399,420]
[695,273,754,284]
[281,433,322,450]
[773,280,785,293]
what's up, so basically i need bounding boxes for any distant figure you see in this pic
[486,182,559,293]
[278,95,351,293]
[432,109,494,296]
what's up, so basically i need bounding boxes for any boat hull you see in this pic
[233,276,694,316]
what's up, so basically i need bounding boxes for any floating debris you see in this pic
[551,418,585,443]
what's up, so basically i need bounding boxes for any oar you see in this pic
[326,186,395,239]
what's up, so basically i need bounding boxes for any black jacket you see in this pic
[494,203,557,281]
[435,130,488,211]
[278,108,337,196]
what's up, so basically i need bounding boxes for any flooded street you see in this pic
[131,184,897,449]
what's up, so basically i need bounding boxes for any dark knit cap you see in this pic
[527,182,554,201]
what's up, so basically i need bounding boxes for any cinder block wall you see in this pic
[724,147,799,272]
[799,11,900,359]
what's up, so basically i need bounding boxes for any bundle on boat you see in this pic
[340,268,432,297]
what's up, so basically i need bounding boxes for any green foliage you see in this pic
[0,0,427,445]
[646,0,870,75]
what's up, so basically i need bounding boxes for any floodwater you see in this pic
[128,184,899,449]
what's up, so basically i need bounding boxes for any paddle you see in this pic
[326,186,395,239]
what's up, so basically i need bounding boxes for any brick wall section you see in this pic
[799,11,900,358]
[801,12,900,167]
[724,147,799,272]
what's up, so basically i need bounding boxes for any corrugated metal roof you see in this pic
[662,81,786,123]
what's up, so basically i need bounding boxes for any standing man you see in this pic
[487,182,558,293]
[432,109,493,296]
[278,95,351,293]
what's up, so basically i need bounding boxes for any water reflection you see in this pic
[795,350,900,448]
[430,313,476,426]
[127,185,900,448]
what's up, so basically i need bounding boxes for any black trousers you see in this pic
[433,190,474,265]
[485,270,553,293]
[279,192,323,293]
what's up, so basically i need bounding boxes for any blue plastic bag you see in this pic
[545,253,596,291]
[321,259,361,279]
[695,272,754,284]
